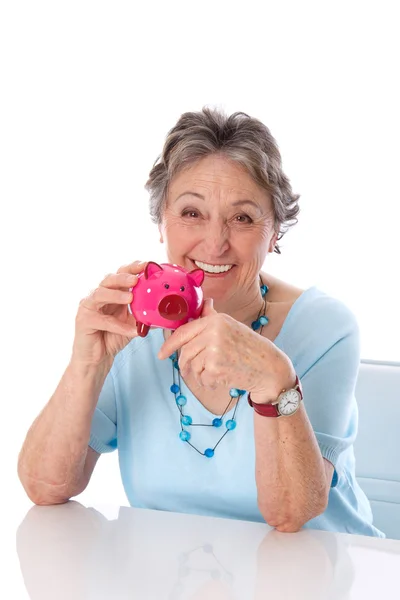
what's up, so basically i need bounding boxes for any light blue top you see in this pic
[89,286,384,537]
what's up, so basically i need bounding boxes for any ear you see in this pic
[144,261,164,279]
[188,268,205,287]
[268,231,279,253]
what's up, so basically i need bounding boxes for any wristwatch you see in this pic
[248,375,303,417]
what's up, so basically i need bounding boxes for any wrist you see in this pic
[68,356,113,382]
[249,368,302,419]
[251,364,297,405]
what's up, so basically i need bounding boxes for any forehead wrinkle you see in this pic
[190,180,262,202]
[192,175,256,191]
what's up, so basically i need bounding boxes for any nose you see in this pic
[158,295,189,320]
[199,219,230,256]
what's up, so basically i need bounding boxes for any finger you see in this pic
[99,272,139,289]
[200,298,216,318]
[86,313,137,337]
[82,288,133,310]
[117,260,148,275]
[179,339,206,376]
[188,351,219,390]
[158,318,209,360]
[187,351,208,388]
[200,366,221,390]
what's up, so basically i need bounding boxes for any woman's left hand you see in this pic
[158,299,296,402]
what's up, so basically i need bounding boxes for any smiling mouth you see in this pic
[191,259,235,274]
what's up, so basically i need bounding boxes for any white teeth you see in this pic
[194,260,233,274]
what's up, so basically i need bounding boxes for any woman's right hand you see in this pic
[71,260,147,368]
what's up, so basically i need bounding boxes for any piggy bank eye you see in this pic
[180,286,185,292]
[164,283,170,289]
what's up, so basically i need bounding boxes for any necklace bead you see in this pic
[176,394,187,406]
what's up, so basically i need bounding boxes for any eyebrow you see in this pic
[175,192,261,210]
[175,192,205,201]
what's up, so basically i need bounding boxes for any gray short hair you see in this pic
[145,107,300,253]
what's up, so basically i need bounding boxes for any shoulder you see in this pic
[275,286,361,373]
[284,287,359,338]
[310,289,359,340]
[261,272,360,347]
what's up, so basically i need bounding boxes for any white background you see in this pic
[0,4,399,591]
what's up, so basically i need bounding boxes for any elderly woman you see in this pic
[18,108,383,536]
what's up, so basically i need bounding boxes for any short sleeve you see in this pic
[299,303,361,488]
[89,368,117,454]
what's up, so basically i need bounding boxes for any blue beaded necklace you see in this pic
[169,275,269,458]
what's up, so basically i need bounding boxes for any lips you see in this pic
[189,259,236,272]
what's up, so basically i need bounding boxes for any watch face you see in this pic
[278,389,301,416]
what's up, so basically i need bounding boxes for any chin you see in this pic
[202,281,231,300]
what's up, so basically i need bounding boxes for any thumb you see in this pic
[201,298,216,317]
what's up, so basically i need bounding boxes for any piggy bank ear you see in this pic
[144,261,163,279]
[188,268,205,287]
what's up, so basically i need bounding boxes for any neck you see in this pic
[212,276,266,328]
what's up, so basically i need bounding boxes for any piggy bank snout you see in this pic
[158,294,189,321]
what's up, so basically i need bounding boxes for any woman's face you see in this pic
[159,154,278,302]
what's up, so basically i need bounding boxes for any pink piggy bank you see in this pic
[128,262,205,337]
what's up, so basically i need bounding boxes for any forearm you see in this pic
[254,404,328,532]
[18,358,112,504]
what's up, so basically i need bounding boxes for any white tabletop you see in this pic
[10,501,400,599]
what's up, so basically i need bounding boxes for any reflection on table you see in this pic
[16,501,400,600]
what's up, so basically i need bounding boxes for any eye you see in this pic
[182,210,199,218]
[235,214,253,224]
[180,286,185,292]
[164,283,170,289]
